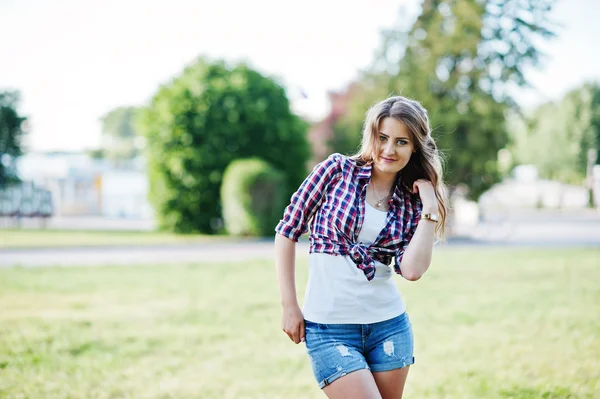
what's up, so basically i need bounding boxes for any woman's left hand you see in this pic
[412,179,437,212]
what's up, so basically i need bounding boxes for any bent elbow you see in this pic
[399,263,423,281]
[403,271,422,281]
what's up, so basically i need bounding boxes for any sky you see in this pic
[1,0,599,152]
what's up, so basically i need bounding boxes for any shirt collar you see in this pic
[356,162,372,181]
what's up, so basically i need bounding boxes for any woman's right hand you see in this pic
[281,304,305,344]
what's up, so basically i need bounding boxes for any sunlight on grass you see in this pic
[0,248,598,398]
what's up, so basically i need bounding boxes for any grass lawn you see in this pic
[0,248,598,398]
[0,229,242,249]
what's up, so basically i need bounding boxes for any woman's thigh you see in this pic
[323,369,382,399]
[372,366,410,399]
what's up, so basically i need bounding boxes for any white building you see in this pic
[479,165,591,212]
[100,169,153,219]
[16,153,153,219]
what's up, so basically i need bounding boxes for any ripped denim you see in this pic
[304,312,415,389]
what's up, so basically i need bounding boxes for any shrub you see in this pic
[221,158,287,237]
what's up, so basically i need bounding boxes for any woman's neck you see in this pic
[370,167,397,193]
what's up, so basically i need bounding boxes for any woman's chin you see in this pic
[375,162,402,175]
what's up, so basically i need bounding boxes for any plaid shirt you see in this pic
[275,153,422,281]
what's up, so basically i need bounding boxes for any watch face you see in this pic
[424,213,439,222]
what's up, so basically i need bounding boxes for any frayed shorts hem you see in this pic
[316,356,415,389]
[369,356,415,373]
[317,364,371,389]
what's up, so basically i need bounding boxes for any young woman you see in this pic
[274,95,448,399]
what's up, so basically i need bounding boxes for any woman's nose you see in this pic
[383,141,395,154]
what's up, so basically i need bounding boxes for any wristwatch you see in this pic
[421,213,439,223]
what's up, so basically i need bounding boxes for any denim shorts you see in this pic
[304,312,415,389]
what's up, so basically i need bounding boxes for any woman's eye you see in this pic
[397,140,409,145]
[379,135,387,142]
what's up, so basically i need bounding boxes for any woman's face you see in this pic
[372,117,416,176]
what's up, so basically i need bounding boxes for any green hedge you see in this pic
[221,158,287,237]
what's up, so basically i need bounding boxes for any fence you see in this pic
[0,181,53,228]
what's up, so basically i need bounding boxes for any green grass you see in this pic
[0,248,599,398]
[0,229,243,249]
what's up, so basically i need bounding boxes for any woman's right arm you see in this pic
[275,233,305,344]
[273,153,341,344]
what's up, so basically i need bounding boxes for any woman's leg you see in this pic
[372,366,410,399]
[365,313,414,399]
[322,369,383,399]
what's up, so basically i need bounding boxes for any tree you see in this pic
[98,106,142,165]
[331,0,556,199]
[138,57,310,234]
[508,83,600,184]
[0,91,27,188]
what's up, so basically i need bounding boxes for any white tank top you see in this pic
[302,200,406,324]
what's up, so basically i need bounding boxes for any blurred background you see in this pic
[0,1,599,398]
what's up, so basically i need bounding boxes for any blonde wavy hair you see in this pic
[351,95,448,239]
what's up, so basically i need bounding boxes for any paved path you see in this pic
[2,230,599,268]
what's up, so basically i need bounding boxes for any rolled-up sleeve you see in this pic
[275,153,341,241]
[393,198,422,276]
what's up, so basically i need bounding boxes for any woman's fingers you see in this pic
[284,321,304,344]
[282,321,293,342]
[291,323,301,344]
[413,179,433,194]
[282,324,296,343]
[299,320,306,343]
[413,180,420,194]
[281,306,305,344]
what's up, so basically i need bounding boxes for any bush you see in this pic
[138,57,310,233]
[221,158,287,237]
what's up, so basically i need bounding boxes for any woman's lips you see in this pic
[381,157,396,163]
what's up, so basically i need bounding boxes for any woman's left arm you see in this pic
[396,179,438,281]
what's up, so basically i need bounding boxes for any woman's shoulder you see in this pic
[311,154,368,184]
[323,152,345,164]
[321,153,364,170]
